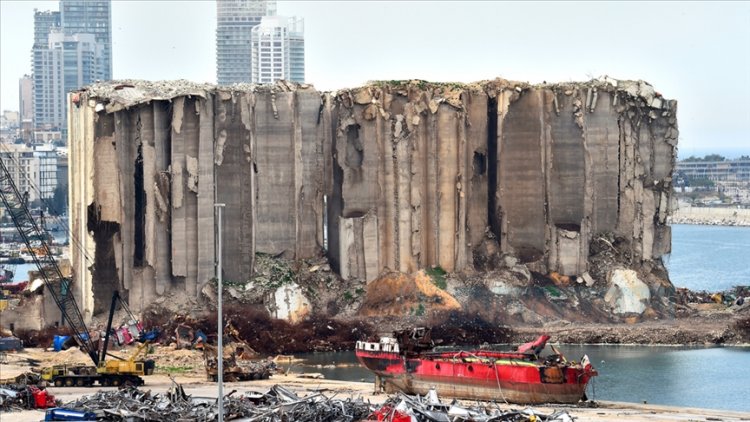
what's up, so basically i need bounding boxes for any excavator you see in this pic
[0,158,155,387]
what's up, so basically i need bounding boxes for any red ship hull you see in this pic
[356,342,596,404]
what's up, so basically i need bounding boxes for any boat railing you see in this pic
[355,341,400,354]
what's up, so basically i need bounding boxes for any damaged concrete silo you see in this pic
[67,78,676,320]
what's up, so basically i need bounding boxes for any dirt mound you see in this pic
[43,347,93,365]
[359,271,461,316]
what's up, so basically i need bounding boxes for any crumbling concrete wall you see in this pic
[69,82,329,316]
[67,78,676,319]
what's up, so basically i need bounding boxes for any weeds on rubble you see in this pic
[156,365,194,374]
[253,253,296,289]
[425,266,447,290]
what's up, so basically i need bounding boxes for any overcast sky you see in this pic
[1,1,748,157]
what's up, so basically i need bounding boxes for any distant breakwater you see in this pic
[670,206,750,227]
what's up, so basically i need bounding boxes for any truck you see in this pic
[1,158,155,387]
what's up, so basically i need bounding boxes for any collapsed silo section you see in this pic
[486,79,677,277]
[68,81,330,317]
[69,82,216,315]
[329,82,490,281]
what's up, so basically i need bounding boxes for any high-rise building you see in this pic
[60,0,112,80]
[18,76,33,141]
[251,16,305,84]
[31,1,110,134]
[33,31,98,131]
[33,9,61,48]
[216,0,276,85]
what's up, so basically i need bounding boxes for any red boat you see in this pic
[355,328,597,404]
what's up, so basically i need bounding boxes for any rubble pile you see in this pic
[674,286,750,306]
[427,311,514,346]
[373,389,576,422]
[63,382,372,421]
[359,271,461,317]
[14,326,73,348]
[143,303,375,354]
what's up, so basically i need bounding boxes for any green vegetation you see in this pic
[425,266,447,290]
[685,177,715,189]
[210,277,245,288]
[157,365,193,374]
[410,303,426,316]
[682,154,726,162]
[544,285,561,298]
[252,253,296,289]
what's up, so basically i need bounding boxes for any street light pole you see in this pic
[214,203,225,422]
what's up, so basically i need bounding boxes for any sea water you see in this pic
[294,346,750,412]
[667,224,750,291]
[294,225,750,411]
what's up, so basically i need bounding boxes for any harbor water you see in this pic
[293,224,750,411]
[294,346,750,412]
[666,224,750,291]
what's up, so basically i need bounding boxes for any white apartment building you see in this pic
[0,144,58,203]
[251,16,305,84]
[216,0,277,85]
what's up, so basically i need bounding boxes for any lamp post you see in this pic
[214,203,225,422]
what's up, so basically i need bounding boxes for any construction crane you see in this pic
[1,157,155,387]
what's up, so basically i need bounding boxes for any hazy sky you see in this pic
[1,1,748,157]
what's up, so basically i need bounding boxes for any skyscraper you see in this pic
[18,75,33,140]
[250,16,305,84]
[31,1,111,134]
[60,0,112,80]
[33,32,97,130]
[32,10,62,131]
[216,0,276,85]
[33,9,61,48]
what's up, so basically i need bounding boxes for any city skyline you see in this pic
[216,0,276,85]
[1,1,749,156]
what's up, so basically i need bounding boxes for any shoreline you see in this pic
[669,206,750,226]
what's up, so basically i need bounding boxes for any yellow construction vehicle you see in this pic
[1,159,155,387]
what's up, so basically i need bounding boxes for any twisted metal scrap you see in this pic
[63,382,372,421]
[378,390,576,422]
[61,381,576,422]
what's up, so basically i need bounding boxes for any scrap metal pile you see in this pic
[373,389,575,422]
[55,380,578,421]
[62,381,372,421]
[0,374,58,411]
